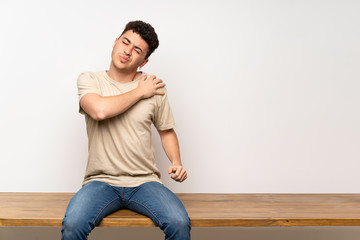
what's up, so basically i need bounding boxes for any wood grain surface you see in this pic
[1,193,360,227]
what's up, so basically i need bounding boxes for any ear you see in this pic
[140,59,149,68]
[112,38,119,48]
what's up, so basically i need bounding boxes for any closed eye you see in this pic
[123,37,131,45]
[121,37,143,54]
[134,47,142,54]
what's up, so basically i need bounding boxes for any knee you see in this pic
[61,215,93,239]
[163,215,191,239]
[175,216,191,231]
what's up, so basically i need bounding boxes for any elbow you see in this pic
[89,106,107,121]
[92,112,106,121]
[80,94,108,121]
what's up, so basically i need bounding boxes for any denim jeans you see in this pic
[61,181,191,240]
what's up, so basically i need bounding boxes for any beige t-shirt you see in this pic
[77,71,175,187]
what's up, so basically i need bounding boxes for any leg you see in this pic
[61,181,122,240]
[126,182,191,240]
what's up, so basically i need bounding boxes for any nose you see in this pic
[124,45,132,56]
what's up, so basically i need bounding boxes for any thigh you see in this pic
[63,181,122,227]
[126,182,189,227]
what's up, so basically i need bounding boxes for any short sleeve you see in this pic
[77,72,101,114]
[153,88,176,131]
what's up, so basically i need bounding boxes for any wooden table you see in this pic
[1,193,360,227]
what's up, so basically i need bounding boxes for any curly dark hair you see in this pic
[120,20,159,59]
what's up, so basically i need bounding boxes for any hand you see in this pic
[168,164,188,182]
[137,75,166,99]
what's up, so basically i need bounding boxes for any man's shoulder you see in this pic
[78,70,105,79]
[77,71,108,86]
[142,71,168,93]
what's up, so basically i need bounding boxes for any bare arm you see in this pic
[158,128,188,182]
[80,75,165,121]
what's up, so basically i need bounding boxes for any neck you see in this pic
[107,63,140,83]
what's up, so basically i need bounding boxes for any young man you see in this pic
[61,20,191,240]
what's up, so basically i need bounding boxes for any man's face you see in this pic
[111,30,149,72]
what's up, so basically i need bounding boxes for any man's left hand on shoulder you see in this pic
[168,164,187,182]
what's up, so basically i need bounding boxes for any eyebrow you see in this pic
[123,37,143,53]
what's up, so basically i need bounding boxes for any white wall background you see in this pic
[1,0,359,239]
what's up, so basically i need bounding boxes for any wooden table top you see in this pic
[1,193,360,227]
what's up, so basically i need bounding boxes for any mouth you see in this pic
[119,55,130,63]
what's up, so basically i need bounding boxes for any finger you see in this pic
[155,83,166,88]
[180,172,188,182]
[178,169,187,182]
[171,171,178,180]
[140,74,148,81]
[168,165,178,174]
[154,91,165,96]
[170,168,179,180]
[156,84,166,90]
[147,75,156,81]
[174,167,182,180]
[154,78,163,84]
[175,166,182,176]
[168,166,174,174]
[174,172,187,182]
[172,167,183,181]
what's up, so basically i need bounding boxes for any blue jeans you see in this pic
[61,181,191,240]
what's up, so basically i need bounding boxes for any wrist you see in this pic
[133,87,144,100]
[171,161,182,166]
